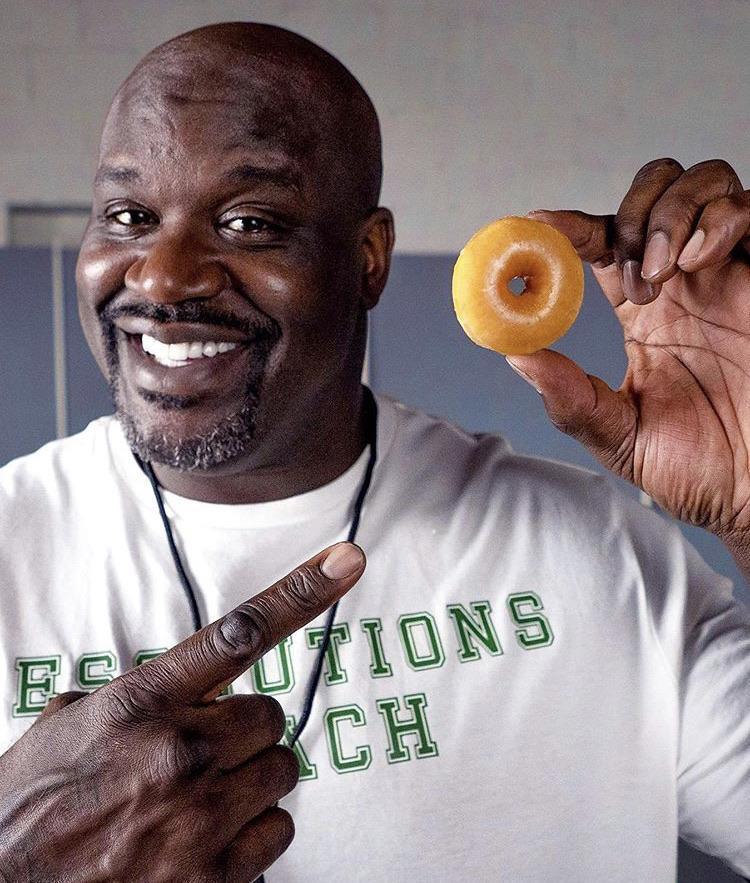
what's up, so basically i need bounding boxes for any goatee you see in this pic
[100,301,280,471]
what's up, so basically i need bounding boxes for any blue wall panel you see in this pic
[0,248,55,465]
[62,249,113,436]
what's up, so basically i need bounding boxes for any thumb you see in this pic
[506,350,637,481]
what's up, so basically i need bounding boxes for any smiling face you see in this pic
[76,24,392,479]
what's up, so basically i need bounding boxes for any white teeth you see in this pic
[141,334,238,367]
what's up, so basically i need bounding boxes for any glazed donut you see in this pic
[452,216,584,356]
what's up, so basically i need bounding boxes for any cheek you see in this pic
[75,239,130,367]
[241,243,360,330]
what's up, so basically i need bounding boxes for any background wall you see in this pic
[1,2,748,880]
[0,0,748,247]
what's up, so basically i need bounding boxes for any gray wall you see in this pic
[1,0,748,249]
[0,246,746,880]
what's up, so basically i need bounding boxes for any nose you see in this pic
[124,233,227,303]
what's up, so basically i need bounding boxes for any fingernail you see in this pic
[622,260,660,304]
[505,357,542,394]
[678,229,706,266]
[641,231,671,279]
[320,543,364,580]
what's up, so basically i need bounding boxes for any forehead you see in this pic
[98,62,325,179]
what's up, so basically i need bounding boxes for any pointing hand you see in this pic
[0,542,365,882]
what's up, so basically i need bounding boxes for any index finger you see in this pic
[528,209,629,309]
[124,542,366,704]
[528,209,615,266]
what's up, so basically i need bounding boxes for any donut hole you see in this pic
[507,276,527,296]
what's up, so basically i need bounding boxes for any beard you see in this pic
[101,301,280,471]
[117,390,262,472]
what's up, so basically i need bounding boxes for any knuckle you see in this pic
[613,209,641,236]
[704,192,748,217]
[101,678,161,727]
[698,194,733,221]
[275,566,330,617]
[634,157,682,183]
[215,606,273,657]
[246,807,296,870]
[568,212,608,255]
[151,725,213,783]
[266,744,300,794]
[271,807,296,851]
[41,690,85,717]
[186,801,216,837]
[687,158,735,178]
[251,695,287,743]
[546,409,581,438]
[217,566,333,662]
[612,211,645,255]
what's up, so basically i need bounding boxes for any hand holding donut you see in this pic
[470,159,750,564]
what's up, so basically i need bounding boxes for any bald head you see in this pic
[79,21,395,488]
[103,22,383,216]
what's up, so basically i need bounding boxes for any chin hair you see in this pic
[117,399,259,471]
[101,313,278,472]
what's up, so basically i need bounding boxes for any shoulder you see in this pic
[377,392,618,520]
[0,417,117,519]
[375,395,738,670]
[375,392,691,576]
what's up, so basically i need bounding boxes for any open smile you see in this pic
[121,330,250,397]
[113,321,252,399]
[141,333,240,368]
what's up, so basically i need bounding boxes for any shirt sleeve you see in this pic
[675,540,750,877]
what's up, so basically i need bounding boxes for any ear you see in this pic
[358,207,395,310]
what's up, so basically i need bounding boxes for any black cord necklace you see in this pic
[135,386,378,755]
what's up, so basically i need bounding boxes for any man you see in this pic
[0,20,748,882]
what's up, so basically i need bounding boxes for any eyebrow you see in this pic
[220,163,301,192]
[93,162,301,192]
[94,165,141,186]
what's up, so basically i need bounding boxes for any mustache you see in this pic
[100,300,281,341]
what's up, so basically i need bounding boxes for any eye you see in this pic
[106,208,154,228]
[223,216,277,234]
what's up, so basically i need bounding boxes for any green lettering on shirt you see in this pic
[360,618,393,678]
[324,704,372,774]
[506,592,554,649]
[446,601,503,662]
[13,656,61,717]
[77,651,117,689]
[305,623,351,685]
[376,693,439,763]
[398,613,445,670]
[283,714,318,781]
[251,635,295,694]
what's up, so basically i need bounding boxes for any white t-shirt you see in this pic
[1,394,749,881]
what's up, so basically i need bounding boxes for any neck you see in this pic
[148,384,369,504]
